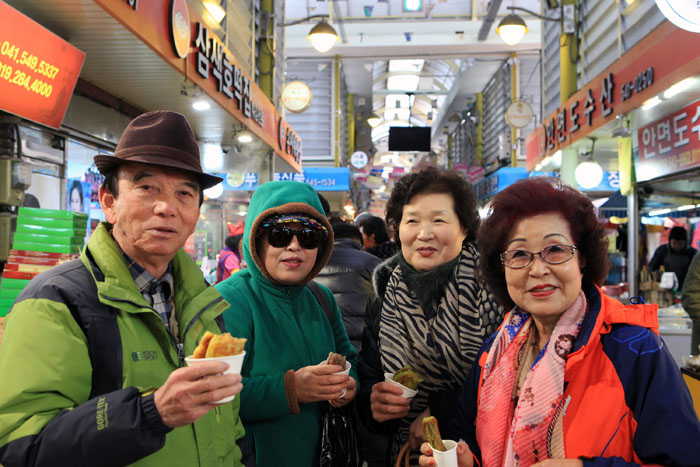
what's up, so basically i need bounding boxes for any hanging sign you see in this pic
[94,0,302,171]
[635,99,700,182]
[281,81,313,113]
[350,151,368,169]
[526,22,700,169]
[505,100,534,128]
[0,2,85,129]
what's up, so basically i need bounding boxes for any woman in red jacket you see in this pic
[420,177,700,467]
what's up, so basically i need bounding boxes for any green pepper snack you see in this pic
[422,416,446,451]
[392,366,424,390]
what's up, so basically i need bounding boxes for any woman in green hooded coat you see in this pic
[216,181,359,467]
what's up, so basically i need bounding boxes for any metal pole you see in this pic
[259,0,275,100]
[627,188,639,297]
[510,53,519,167]
[559,0,577,105]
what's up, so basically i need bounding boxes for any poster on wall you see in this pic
[65,178,91,215]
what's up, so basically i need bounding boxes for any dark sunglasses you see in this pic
[264,226,324,249]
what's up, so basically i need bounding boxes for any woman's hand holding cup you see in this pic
[295,363,349,403]
[370,381,411,422]
[419,441,473,467]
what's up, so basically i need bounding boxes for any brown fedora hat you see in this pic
[94,110,223,189]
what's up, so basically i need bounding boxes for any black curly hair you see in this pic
[385,166,479,245]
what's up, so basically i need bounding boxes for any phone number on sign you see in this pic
[0,41,60,79]
[0,60,53,98]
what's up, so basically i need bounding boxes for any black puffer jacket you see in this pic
[315,238,381,350]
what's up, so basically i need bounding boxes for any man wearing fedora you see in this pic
[0,111,245,466]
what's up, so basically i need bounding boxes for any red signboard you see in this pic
[636,99,700,181]
[94,0,302,172]
[526,22,700,169]
[0,2,85,129]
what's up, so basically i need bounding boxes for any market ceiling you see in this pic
[283,0,542,148]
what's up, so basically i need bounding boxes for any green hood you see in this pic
[242,181,334,285]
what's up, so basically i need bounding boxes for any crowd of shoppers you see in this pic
[0,111,698,467]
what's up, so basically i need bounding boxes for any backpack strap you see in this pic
[63,257,123,399]
[308,280,335,325]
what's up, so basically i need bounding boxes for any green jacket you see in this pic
[216,181,358,467]
[0,223,244,466]
[682,252,700,320]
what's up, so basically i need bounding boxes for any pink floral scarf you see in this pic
[475,292,587,466]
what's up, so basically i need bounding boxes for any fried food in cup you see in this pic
[326,352,346,367]
[422,416,446,451]
[192,331,215,358]
[392,366,424,390]
[192,331,247,358]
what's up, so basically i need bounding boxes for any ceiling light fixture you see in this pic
[496,6,572,46]
[307,19,339,53]
[192,99,211,111]
[203,0,226,23]
[367,113,383,127]
[496,13,528,46]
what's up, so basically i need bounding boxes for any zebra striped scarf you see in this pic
[379,242,504,460]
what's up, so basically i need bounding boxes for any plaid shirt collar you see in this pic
[124,255,174,296]
[123,253,175,330]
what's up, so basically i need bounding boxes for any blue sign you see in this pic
[273,167,350,191]
[214,172,261,191]
[475,167,530,200]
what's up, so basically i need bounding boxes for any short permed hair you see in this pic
[385,166,479,245]
[477,177,609,309]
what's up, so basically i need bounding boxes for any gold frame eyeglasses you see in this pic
[501,244,577,269]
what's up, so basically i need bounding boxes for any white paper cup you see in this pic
[432,440,458,467]
[384,372,418,399]
[321,360,352,399]
[185,351,246,404]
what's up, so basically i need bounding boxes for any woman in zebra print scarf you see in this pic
[367,167,504,464]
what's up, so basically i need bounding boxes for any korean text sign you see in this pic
[636,99,700,181]
[0,3,85,129]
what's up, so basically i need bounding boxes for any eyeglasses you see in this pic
[263,226,325,250]
[501,244,577,269]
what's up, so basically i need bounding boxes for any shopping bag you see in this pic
[319,403,360,467]
[659,271,678,290]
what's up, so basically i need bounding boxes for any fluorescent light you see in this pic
[551,150,562,166]
[663,78,696,99]
[202,143,223,170]
[648,208,672,216]
[237,131,254,144]
[192,99,211,111]
[641,96,662,110]
[203,0,226,23]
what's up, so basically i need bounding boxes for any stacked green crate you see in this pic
[13,207,87,254]
[0,207,87,316]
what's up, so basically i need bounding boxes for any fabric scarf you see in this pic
[397,252,461,319]
[476,292,587,467]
